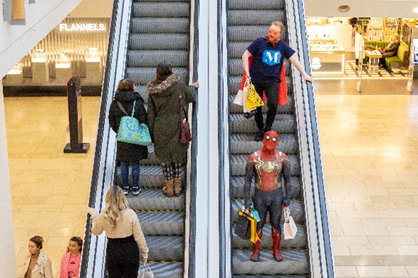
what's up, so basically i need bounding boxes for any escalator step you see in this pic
[228,94,294,114]
[232,223,306,248]
[128,188,185,211]
[227,10,285,26]
[137,211,184,235]
[231,199,304,223]
[141,262,183,278]
[230,133,298,155]
[127,50,189,67]
[126,67,188,84]
[129,34,189,50]
[147,236,184,261]
[228,0,284,10]
[233,249,309,275]
[131,18,189,33]
[229,114,296,134]
[133,2,190,18]
[230,176,302,199]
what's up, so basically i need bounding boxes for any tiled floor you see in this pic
[5,96,100,277]
[5,78,418,277]
[315,80,418,277]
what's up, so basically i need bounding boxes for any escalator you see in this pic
[81,0,194,277]
[118,1,191,277]
[226,0,308,276]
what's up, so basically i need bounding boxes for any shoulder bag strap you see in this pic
[117,100,136,117]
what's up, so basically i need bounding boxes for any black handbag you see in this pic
[235,211,252,240]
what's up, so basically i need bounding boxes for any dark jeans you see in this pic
[253,82,279,131]
[120,161,140,190]
[253,188,284,233]
[106,235,139,278]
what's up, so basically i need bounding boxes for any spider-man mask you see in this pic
[263,131,279,152]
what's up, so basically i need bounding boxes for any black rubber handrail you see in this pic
[187,0,199,276]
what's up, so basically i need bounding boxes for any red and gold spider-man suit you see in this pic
[244,130,291,262]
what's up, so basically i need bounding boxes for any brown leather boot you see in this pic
[162,179,174,197]
[272,228,283,262]
[173,178,182,196]
[250,229,263,262]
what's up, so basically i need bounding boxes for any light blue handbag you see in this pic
[116,100,151,146]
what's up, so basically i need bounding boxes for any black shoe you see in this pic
[123,187,129,195]
[255,130,264,141]
[132,187,142,196]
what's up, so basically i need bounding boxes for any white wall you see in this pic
[0,80,17,277]
[305,0,418,18]
[0,0,83,78]
[68,0,112,18]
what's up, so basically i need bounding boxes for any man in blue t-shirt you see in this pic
[242,21,313,141]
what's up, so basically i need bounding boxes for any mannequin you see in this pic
[244,131,292,262]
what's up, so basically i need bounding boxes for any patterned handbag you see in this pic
[245,83,264,110]
[116,100,151,146]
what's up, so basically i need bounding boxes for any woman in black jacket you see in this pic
[109,79,148,196]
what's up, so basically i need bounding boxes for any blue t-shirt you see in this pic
[247,37,295,83]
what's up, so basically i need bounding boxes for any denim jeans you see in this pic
[120,161,140,190]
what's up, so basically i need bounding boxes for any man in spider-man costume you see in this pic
[244,130,291,262]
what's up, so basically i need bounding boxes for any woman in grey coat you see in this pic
[147,61,198,197]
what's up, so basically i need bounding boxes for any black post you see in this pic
[64,77,90,153]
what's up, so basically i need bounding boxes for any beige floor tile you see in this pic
[396,246,418,256]
[349,245,398,256]
[406,266,418,277]
[335,265,359,277]
[342,226,389,237]
[368,237,417,246]
[356,266,409,277]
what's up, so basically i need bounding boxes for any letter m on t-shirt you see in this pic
[262,50,281,66]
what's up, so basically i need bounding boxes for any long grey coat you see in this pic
[147,74,196,163]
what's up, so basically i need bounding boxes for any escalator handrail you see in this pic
[286,0,335,277]
[79,0,132,276]
[186,0,199,276]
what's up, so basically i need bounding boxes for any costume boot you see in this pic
[250,229,263,262]
[272,228,283,262]
[162,179,174,197]
[173,178,182,196]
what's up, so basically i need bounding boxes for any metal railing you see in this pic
[286,0,335,276]
[79,0,132,276]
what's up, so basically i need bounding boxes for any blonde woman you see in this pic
[87,186,148,278]
[23,235,53,278]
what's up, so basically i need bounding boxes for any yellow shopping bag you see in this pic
[237,210,260,243]
[245,83,264,110]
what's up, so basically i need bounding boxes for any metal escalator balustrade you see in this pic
[227,0,309,276]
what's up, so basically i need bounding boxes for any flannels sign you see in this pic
[59,23,106,32]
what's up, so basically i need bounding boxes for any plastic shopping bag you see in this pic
[283,207,297,239]
[138,263,154,278]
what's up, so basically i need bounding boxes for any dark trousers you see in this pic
[253,188,284,233]
[106,235,139,278]
[253,82,279,131]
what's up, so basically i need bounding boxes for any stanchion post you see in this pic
[64,77,90,153]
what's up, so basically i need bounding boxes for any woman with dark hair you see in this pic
[87,186,148,278]
[147,61,199,197]
[23,235,53,278]
[109,78,148,196]
[59,236,83,278]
